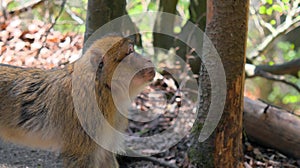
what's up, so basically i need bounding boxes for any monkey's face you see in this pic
[127,52,155,98]
[106,37,155,100]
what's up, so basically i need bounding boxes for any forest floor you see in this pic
[0,17,299,168]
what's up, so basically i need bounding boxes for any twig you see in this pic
[252,70,300,93]
[35,0,66,58]
[249,6,265,37]
[3,0,44,18]
[249,1,300,59]
[255,58,300,77]
[249,17,300,59]
[65,5,84,24]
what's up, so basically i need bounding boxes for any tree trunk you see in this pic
[175,0,206,76]
[244,97,300,159]
[189,65,214,167]
[189,0,249,167]
[84,0,126,43]
[208,1,249,167]
[153,0,178,52]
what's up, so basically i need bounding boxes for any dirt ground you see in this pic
[0,140,62,168]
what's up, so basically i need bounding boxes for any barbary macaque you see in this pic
[0,35,155,168]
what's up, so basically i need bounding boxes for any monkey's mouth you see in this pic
[138,67,156,82]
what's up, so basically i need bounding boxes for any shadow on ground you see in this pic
[0,140,62,168]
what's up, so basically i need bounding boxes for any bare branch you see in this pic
[249,17,300,59]
[259,72,300,92]
[246,66,300,93]
[65,5,84,25]
[35,0,67,58]
[249,0,300,59]
[256,58,300,77]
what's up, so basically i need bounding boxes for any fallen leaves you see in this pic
[0,16,83,69]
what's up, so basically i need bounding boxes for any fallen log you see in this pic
[244,97,300,159]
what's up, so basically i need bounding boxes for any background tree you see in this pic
[84,0,126,42]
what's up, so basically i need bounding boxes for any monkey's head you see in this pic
[88,35,155,99]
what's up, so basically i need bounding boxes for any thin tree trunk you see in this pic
[189,0,249,167]
[208,1,249,167]
[153,0,178,51]
[175,0,206,76]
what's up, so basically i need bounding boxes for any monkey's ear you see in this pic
[121,39,135,56]
[89,47,104,69]
[126,43,134,55]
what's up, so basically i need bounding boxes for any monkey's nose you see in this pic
[143,67,155,82]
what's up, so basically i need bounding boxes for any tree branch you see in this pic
[246,64,300,92]
[249,2,300,59]
[4,0,44,18]
[256,58,300,77]
[35,0,66,58]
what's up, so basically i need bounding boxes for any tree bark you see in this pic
[189,65,214,167]
[153,0,178,52]
[153,0,178,51]
[256,58,300,77]
[84,0,126,43]
[175,0,206,76]
[244,97,300,159]
[189,0,249,167]
[209,1,249,167]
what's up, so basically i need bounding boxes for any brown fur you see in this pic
[0,35,155,168]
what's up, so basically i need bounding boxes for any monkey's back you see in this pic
[0,64,73,150]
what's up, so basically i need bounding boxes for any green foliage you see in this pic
[127,0,158,14]
[259,0,286,17]
[272,4,283,13]
[177,0,190,21]
[269,85,300,105]
[249,0,300,110]
[265,41,300,107]
[277,41,300,61]
[128,2,143,14]
[270,19,276,25]
[259,6,267,14]
[266,0,273,5]
[6,1,20,10]
[8,0,87,33]
[283,94,300,104]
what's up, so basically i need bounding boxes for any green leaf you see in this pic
[282,0,290,3]
[270,19,276,25]
[283,95,299,104]
[277,41,290,51]
[284,4,289,10]
[272,4,283,12]
[266,7,273,15]
[148,1,157,11]
[128,3,143,15]
[267,0,273,5]
[259,6,266,14]
[268,61,274,65]
[174,26,181,33]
